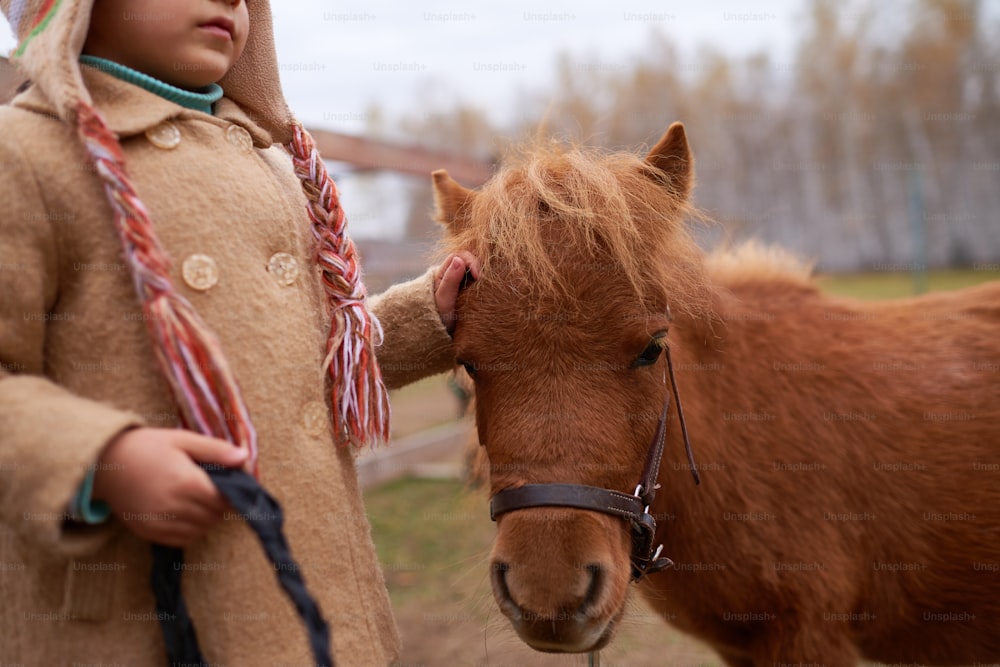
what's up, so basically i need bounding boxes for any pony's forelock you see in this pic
[441,138,714,321]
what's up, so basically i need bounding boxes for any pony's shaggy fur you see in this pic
[435,123,1000,666]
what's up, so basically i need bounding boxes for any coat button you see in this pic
[226,124,254,153]
[181,254,219,291]
[267,252,299,287]
[302,400,329,437]
[145,121,181,149]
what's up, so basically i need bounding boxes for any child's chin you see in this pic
[166,57,231,90]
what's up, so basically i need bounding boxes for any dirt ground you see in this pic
[390,591,724,667]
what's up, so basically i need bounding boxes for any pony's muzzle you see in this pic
[490,559,614,653]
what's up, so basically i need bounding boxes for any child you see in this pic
[0,0,476,664]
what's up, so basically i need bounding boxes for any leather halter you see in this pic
[489,339,700,582]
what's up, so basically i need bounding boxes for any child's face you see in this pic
[83,0,250,90]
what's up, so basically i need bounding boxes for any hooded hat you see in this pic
[1,0,390,471]
[2,0,294,142]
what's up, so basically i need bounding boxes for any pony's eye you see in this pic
[631,337,665,369]
[457,359,477,379]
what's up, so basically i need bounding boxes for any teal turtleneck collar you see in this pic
[79,55,223,115]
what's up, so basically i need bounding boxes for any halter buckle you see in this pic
[633,483,659,510]
[629,510,666,580]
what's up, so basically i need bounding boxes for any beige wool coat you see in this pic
[0,66,454,665]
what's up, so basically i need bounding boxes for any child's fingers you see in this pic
[175,431,249,468]
[176,469,231,514]
[171,434,240,516]
[435,254,460,285]
[436,255,475,298]
[435,251,481,287]
[137,522,205,549]
[441,256,465,286]
[176,501,229,531]
[124,499,229,548]
[454,250,481,281]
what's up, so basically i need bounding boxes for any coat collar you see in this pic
[11,65,275,148]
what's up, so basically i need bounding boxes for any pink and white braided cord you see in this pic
[77,103,260,473]
[288,123,390,447]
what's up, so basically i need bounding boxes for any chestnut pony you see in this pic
[432,123,1000,666]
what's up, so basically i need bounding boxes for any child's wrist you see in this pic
[68,426,142,525]
[90,425,142,506]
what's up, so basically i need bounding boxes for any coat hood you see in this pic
[1,0,294,143]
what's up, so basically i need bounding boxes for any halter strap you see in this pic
[490,483,643,522]
[636,339,700,509]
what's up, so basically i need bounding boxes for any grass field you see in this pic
[815,267,997,300]
[367,269,998,666]
[386,374,464,439]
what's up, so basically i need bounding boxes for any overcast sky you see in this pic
[0,1,900,239]
[270,0,806,133]
[1,0,811,134]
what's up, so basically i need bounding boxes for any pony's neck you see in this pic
[656,277,824,501]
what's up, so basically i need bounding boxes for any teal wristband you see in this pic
[73,469,112,525]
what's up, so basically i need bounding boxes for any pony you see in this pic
[431,122,1000,666]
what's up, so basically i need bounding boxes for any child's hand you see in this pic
[434,251,481,334]
[92,428,248,548]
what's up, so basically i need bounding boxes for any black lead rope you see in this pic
[150,466,334,667]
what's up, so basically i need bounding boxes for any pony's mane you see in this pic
[441,138,714,320]
[705,240,815,289]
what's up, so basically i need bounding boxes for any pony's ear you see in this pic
[645,122,694,200]
[432,169,476,234]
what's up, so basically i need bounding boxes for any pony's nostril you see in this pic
[491,560,510,582]
[579,563,605,616]
[491,561,519,615]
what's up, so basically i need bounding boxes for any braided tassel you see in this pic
[287,123,390,448]
[76,102,260,476]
